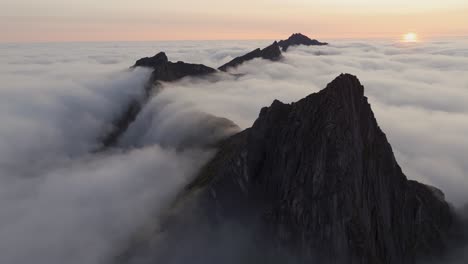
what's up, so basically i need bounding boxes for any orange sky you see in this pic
[1,0,468,42]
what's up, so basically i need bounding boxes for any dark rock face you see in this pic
[133,52,169,68]
[133,51,217,84]
[278,33,328,51]
[218,41,282,72]
[149,61,216,83]
[98,53,217,149]
[188,74,454,263]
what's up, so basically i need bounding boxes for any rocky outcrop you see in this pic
[133,52,169,68]
[218,41,282,72]
[278,33,328,51]
[133,52,216,84]
[185,74,454,263]
[99,53,217,149]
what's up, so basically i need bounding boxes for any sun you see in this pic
[403,32,418,42]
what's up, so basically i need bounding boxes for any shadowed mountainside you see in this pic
[117,74,457,264]
[186,74,455,263]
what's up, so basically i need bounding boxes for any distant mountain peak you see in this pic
[133,52,168,68]
[218,41,282,72]
[278,33,328,51]
[101,53,217,149]
[133,52,216,82]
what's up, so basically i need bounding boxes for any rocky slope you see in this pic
[184,74,455,263]
[218,41,282,72]
[278,33,328,51]
[116,74,457,264]
[99,53,217,149]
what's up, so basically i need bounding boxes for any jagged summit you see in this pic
[182,73,454,263]
[100,52,217,149]
[116,74,457,264]
[132,52,216,83]
[133,52,168,68]
[321,73,364,96]
[278,33,328,51]
[218,41,282,72]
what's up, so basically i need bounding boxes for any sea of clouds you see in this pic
[0,37,467,264]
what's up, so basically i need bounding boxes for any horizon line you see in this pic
[2,34,468,45]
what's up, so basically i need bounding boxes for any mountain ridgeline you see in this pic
[100,33,327,149]
[185,74,455,263]
[218,41,282,71]
[278,33,328,51]
[107,34,464,263]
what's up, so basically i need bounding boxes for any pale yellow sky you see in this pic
[1,0,467,42]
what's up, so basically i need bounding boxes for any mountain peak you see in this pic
[132,52,216,83]
[278,33,328,51]
[102,52,216,149]
[133,52,168,68]
[322,73,365,99]
[181,74,454,263]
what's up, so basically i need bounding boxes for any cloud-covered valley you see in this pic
[0,38,467,263]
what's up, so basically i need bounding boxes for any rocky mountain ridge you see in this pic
[278,33,328,51]
[100,52,217,148]
[115,74,460,264]
[100,33,327,149]
[133,51,217,83]
[183,74,455,264]
[218,41,282,71]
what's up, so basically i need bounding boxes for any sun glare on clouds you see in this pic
[403,32,419,42]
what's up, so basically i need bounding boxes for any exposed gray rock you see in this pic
[278,33,328,51]
[185,74,455,263]
[218,41,282,72]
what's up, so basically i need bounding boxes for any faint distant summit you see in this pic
[278,33,328,51]
[219,33,328,71]
[218,41,282,72]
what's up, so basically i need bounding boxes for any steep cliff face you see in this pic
[188,74,454,263]
[218,42,282,72]
[278,33,328,51]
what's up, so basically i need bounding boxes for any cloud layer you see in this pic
[0,38,467,263]
[156,38,468,206]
